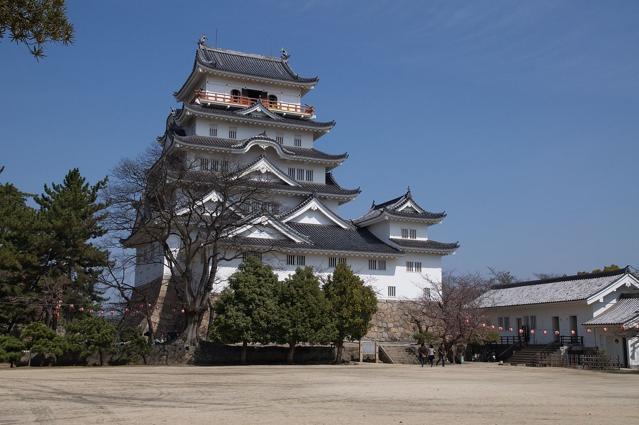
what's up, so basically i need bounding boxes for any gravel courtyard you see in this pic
[1,363,637,424]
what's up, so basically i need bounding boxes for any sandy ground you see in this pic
[0,363,638,425]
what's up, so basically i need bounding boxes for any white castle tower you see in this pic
[128,39,458,336]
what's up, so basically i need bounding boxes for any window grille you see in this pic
[368,259,377,270]
[229,127,237,139]
[409,229,417,239]
[296,168,304,180]
[406,261,414,272]
[423,287,431,299]
[337,257,347,265]
[328,257,337,268]
[306,169,313,182]
[209,126,217,137]
[401,228,409,239]
[415,262,422,273]
[276,134,284,144]
[211,159,219,171]
[221,160,229,172]
[199,158,209,171]
[242,252,262,262]
[378,259,386,270]
[288,167,296,178]
[287,255,295,266]
[296,255,305,266]
[294,135,302,147]
[388,286,396,297]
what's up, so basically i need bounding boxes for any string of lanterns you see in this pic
[475,320,633,334]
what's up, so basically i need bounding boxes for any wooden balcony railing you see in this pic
[195,90,315,118]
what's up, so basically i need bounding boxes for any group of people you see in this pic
[417,343,447,367]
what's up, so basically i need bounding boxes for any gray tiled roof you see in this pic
[178,104,335,131]
[197,46,318,84]
[477,270,629,308]
[174,134,347,162]
[583,297,639,327]
[287,223,399,254]
[354,188,446,224]
[389,238,459,252]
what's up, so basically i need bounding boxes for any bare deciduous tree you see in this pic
[105,144,272,345]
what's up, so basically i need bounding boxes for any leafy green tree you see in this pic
[0,335,24,367]
[0,0,73,59]
[35,169,108,329]
[0,183,43,334]
[275,267,334,364]
[110,326,150,365]
[210,257,279,364]
[323,264,378,363]
[21,321,64,365]
[579,264,621,275]
[65,316,116,366]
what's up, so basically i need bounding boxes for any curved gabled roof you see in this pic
[354,188,447,225]
[388,238,459,255]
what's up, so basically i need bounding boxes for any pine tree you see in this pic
[65,316,116,366]
[210,257,279,364]
[35,169,108,328]
[323,263,378,362]
[276,267,333,364]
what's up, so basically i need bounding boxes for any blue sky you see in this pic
[1,0,638,278]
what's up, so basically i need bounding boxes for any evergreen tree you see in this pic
[0,183,42,334]
[35,169,108,328]
[323,264,378,362]
[0,335,24,367]
[276,267,333,364]
[20,321,64,365]
[65,316,116,366]
[210,257,279,364]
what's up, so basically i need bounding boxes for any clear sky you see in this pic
[1,0,638,279]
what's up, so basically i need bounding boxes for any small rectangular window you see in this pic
[388,286,396,297]
[294,135,302,147]
[415,262,422,273]
[328,257,337,268]
[288,167,296,178]
[368,259,377,270]
[296,255,305,266]
[296,168,304,180]
[409,229,417,239]
[242,252,262,262]
[287,255,295,266]
[423,287,431,299]
[211,159,219,171]
[209,126,218,137]
[498,317,504,328]
[337,257,347,265]
[306,169,313,182]
[199,158,209,171]
[401,228,409,239]
[229,127,237,139]
[504,317,511,330]
[406,261,414,272]
[221,160,229,172]
[276,134,284,144]
[378,259,386,271]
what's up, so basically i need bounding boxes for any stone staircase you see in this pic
[379,344,419,364]
[509,344,559,366]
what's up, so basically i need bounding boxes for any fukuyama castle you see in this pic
[128,38,458,319]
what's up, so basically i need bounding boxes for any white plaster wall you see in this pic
[389,221,429,240]
[193,118,315,148]
[205,75,302,104]
[627,336,639,368]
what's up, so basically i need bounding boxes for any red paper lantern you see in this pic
[554,330,560,335]
[543,329,547,335]
[530,329,535,335]
[586,328,592,333]
[508,327,513,332]
[491,325,495,329]
[570,329,576,335]
[498,326,503,331]
[518,328,524,334]
[603,327,608,332]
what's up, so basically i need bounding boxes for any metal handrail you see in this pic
[195,90,314,116]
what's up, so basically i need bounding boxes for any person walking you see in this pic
[437,345,446,367]
[418,343,428,367]
[427,344,435,367]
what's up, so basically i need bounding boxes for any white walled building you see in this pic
[477,268,639,368]
[128,39,458,306]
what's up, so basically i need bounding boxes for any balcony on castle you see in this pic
[194,90,315,119]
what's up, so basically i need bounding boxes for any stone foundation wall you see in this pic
[366,300,417,342]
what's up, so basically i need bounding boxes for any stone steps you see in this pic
[509,345,559,366]
[379,344,419,364]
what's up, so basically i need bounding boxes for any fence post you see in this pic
[359,340,363,363]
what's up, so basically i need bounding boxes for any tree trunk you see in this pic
[335,341,344,364]
[99,349,104,366]
[241,340,248,365]
[183,311,201,346]
[287,343,296,365]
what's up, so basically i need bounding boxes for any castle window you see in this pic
[209,125,218,137]
[378,259,386,270]
[337,257,347,265]
[328,257,337,268]
[388,286,396,297]
[296,168,304,180]
[231,89,241,102]
[423,288,431,299]
[401,228,409,239]
[415,262,422,273]
[409,229,417,239]
[199,158,209,171]
[211,159,219,171]
[276,134,284,144]
[294,135,302,147]
[288,167,296,178]
[221,160,229,172]
[268,94,278,107]
[306,170,313,182]
[242,252,262,263]
[368,259,377,270]
[296,255,305,266]
[287,255,295,266]
[229,127,237,139]
[406,261,414,272]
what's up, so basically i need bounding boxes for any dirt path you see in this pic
[0,363,637,424]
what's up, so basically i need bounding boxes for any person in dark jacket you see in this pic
[437,345,446,367]
[418,343,428,367]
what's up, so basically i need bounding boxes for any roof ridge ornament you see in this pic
[280,48,290,61]
[198,34,207,48]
